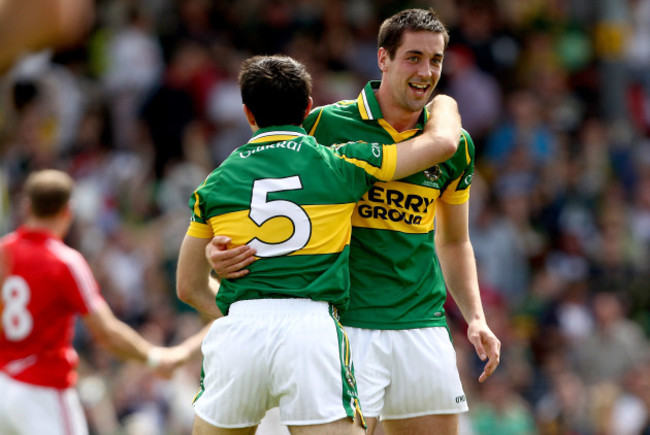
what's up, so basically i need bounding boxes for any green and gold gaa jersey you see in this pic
[187,125,397,315]
[303,81,475,330]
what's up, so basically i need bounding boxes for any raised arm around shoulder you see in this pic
[393,94,461,180]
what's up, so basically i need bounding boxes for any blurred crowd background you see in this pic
[1,0,650,434]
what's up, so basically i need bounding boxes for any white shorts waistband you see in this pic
[228,298,331,316]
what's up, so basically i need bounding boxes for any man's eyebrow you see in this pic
[403,49,444,58]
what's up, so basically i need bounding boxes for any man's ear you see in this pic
[303,97,313,119]
[378,47,389,72]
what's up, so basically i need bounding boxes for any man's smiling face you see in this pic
[379,30,445,114]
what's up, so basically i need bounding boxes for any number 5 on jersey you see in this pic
[248,176,312,258]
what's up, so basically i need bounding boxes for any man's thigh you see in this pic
[382,414,459,435]
[289,417,366,435]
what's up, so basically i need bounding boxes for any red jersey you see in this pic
[0,226,104,388]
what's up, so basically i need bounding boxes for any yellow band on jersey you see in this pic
[337,143,396,182]
[187,220,214,238]
[206,203,356,255]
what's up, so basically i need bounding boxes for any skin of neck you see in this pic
[23,205,73,240]
[375,81,423,133]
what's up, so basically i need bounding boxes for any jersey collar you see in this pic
[356,81,428,129]
[248,125,308,144]
[16,225,59,241]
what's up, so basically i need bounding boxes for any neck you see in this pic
[23,217,67,239]
[374,86,422,133]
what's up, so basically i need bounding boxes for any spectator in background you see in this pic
[572,292,649,384]
[484,89,557,173]
[470,372,537,435]
[608,358,650,435]
[444,44,501,142]
[103,6,164,150]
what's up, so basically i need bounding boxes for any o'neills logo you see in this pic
[424,166,441,181]
[240,141,302,158]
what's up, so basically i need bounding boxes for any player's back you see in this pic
[188,125,396,315]
[0,227,101,388]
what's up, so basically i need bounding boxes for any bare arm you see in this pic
[392,94,461,180]
[176,234,224,319]
[82,300,155,363]
[153,321,212,378]
[435,200,501,383]
[83,300,211,378]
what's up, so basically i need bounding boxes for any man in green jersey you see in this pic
[206,9,501,435]
[175,54,462,434]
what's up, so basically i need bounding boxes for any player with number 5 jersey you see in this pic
[175,55,461,434]
[188,129,397,315]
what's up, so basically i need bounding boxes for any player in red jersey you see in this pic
[0,169,204,435]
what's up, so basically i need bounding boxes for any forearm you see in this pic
[98,317,152,362]
[84,302,152,363]
[178,322,213,360]
[180,278,223,319]
[393,95,461,179]
[437,239,486,325]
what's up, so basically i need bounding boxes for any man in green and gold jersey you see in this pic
[176,54,462,435]
[206,9,501,435]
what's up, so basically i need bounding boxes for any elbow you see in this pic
[176,282,193,306]
[437,135,460,161]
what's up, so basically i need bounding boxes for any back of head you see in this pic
[24,169,74,218]
[378,8,449,59]
[239,55,312,128]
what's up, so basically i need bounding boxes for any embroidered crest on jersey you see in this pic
[424,165,442,181]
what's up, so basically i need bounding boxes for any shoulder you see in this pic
[460,128,475,150]
[456,128,475,163]
[304,100,359,132]
[0,231,18,247]
[44,239,94,279]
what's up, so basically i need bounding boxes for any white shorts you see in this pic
[0,372,87,435]
[193,299,363,428]
[345,326,468,419]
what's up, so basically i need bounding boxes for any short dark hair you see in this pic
[24,170,74,217]
[239,55,312,128]
[378,8,449,59]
